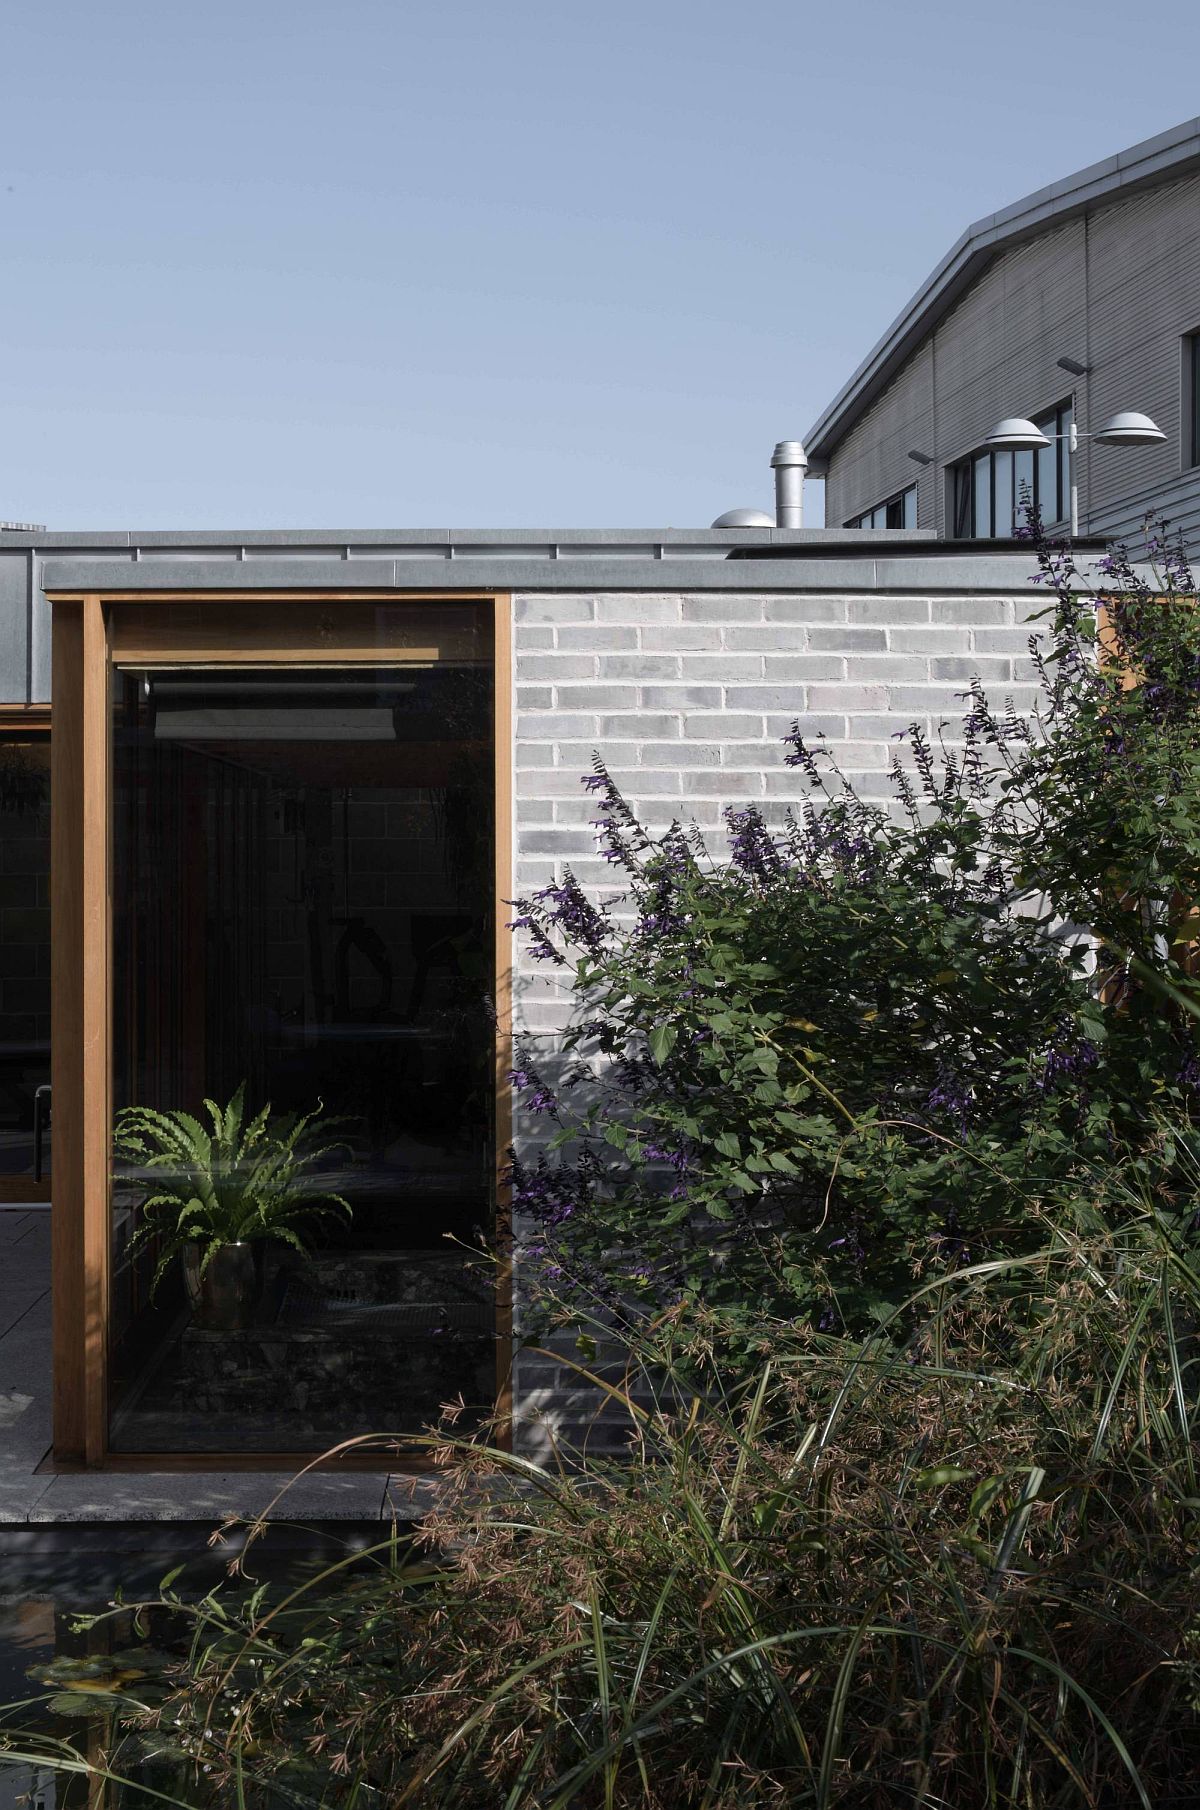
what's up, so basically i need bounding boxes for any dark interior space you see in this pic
[107,647,496,1454]
[0,735,51,1198]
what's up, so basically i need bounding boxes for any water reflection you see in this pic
[0,1524,393,1808]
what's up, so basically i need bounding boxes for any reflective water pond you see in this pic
[0,1522,394,1809]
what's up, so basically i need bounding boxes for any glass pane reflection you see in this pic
[108,633,496,1453]
[0,739,51,1189]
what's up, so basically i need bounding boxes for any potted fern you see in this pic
[114,1085,351,1330]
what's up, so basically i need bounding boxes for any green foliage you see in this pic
[509,521,1200,1344]
[4,521,1200,1808]
[6,1205,1197,1807]
[114,1083,351,1292]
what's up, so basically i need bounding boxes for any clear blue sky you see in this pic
[2,0,1197,530]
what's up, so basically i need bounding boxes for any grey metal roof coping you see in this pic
[7,526,922,550]
[37,548,1100,596]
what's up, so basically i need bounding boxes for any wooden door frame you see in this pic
[46,589,513,1469]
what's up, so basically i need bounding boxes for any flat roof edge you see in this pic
[4,527,923,551]
[39,548,1086,596]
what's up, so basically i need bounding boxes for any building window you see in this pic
[846,485,917,530]
[1188,331,1200,468]
[951,402,1073,538]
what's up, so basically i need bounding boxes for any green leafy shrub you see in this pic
[508,520,1200,1342]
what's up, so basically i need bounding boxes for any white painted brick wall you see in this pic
[507,587,1040,1452]
[512,590,1038,1018]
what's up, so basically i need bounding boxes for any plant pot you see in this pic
[182,1241,263,1331]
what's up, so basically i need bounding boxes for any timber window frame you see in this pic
[47,589,514,1471]
[1185,329,1200,471]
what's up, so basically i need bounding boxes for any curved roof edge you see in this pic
[804,115,1200,470]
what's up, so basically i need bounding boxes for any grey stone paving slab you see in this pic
[0,1212,445,1528]
[2,1243,50,1288]
[0,1293,47,1342]
[3,1238,49,1274]
[0,1297,54,1518]
[383,1474,447,1520]
[0,1383,49,1462]
[0,1323,52,1448]
[6,1214,50,1246]
[0,1474,53,1524]
[29,1469,390,1524]
[5,1222,48,1252]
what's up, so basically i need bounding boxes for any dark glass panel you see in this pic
[973,453,992,537]
[108,621,496,1454]
[953,463,972,539]
[1036,436,1056,521]
[0,739,51,1188]
[1013,449,1034,532]
[993,451,1014,538]
[884,488,912,529]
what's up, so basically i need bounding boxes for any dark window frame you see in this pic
[1187,329,1200,470]
[846,483,917,531]
[951,401,1073,540]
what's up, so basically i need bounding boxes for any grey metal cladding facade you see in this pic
[1085,175,1200,547]
[823,172,1200,550]
[0,553,32,704]
[824,345,937,531]
[826,218,1089,535]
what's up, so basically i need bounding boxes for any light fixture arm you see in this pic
[1040,427,1104,444]
[1042,424,1080,536]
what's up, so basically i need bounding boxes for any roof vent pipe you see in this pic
[771,441,807,528]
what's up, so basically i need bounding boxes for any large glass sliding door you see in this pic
[101,603,498,1454]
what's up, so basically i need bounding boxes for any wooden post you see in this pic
[51,595,110,1465]
[47,588,507,1467]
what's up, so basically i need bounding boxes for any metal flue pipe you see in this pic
[771,441,807,528]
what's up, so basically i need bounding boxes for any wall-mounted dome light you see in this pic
[983,408,1165,533]
[1092,411,1166,446]
[983,417,1051,450]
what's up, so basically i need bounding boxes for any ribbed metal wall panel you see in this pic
[1085,174,1200,525]
[0,554,31,703]
[830,221,1089,535]
[826,174,1200,549]
[1090,466,1200,553]
[823,343,936,528]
